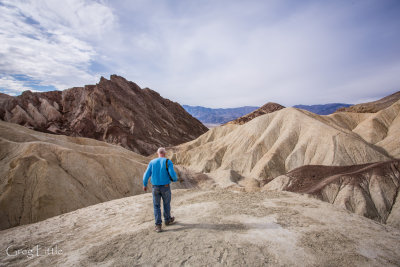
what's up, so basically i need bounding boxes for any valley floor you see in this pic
[1,189,400,266]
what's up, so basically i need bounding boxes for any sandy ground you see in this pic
[1,189,400,266]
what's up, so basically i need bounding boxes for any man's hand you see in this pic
[143,186,147,191]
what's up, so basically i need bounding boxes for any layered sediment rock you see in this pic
[225,102,285,125]
[0,75,208,155]
[264,160,400,228]
[336,91,400,113]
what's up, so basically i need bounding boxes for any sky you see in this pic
[1,0,400,108]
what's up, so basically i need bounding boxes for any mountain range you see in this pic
[184,103,353,125]
[182,105,258,125]
[0,76,400,265]
[293,103,352,115]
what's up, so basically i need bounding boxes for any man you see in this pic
[143,147,178,232]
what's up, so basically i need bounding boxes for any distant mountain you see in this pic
[225,102,285,125]
[293,103,352,115]
[336,91,400,113]
[0,75,208,155]
[184,103,354,124]
[182,105,259,124]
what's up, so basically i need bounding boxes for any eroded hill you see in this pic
[0,75,208,155]
[264,160,400,228]
[171,101,400,182]
[0,120,210,230]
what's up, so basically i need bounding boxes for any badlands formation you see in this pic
[0,120,206,230]
[265,160,400,228]
[171,101,399,179]
[0,120,146,230]
[0,88,400,265]
[171,98,400,225]
[0,75,207,155]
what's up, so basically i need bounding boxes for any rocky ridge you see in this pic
[225,102,285,125]
[336,91,400,113]
[0,75,208,155]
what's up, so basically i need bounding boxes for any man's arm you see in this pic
[167,160,178,182]
[143,163,152,190]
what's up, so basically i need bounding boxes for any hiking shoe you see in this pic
[155,224,162,233]
[165,216,175,226]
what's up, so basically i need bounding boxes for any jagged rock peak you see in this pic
[336,91,400,113]
[226,102,285,125]
[0,75,208,155]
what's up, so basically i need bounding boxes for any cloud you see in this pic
[0,0,115,91]
[0,75,39,95]
[1,0,400,107]
[102,0,400,107]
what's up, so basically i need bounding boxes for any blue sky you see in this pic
[1,0,400,107]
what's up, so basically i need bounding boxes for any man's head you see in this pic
[157,147,166,157]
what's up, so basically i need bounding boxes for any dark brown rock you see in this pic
[0,75,208,155]
[225,102,285,125]
[336,91,400,113]
[264,160,400,228]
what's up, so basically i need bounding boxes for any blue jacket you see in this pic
[143,157,178,186]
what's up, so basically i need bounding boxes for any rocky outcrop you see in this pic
[336,91,400,113]
[264,160,400,228]
[0,75,208,155]
[225,102,285,125]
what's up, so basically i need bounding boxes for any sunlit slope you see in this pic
[172,106,397,182]
[0,120,149,230]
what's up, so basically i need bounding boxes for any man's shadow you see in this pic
[163,222,280,232]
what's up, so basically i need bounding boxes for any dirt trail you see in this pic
[1,189,400,266]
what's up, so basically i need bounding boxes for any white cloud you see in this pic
[0,76,39,95]
[1,0,399,107]
[99,0,400,107]
[0,0,116,91]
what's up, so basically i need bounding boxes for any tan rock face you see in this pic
[172,103,398,182]
[0,120,212,230]
[0,120,152,230]
[336,91,400,113]
[0,75,208,155]
[170,98,400,226]
[263,160,400,228]
[225,102,285,125]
